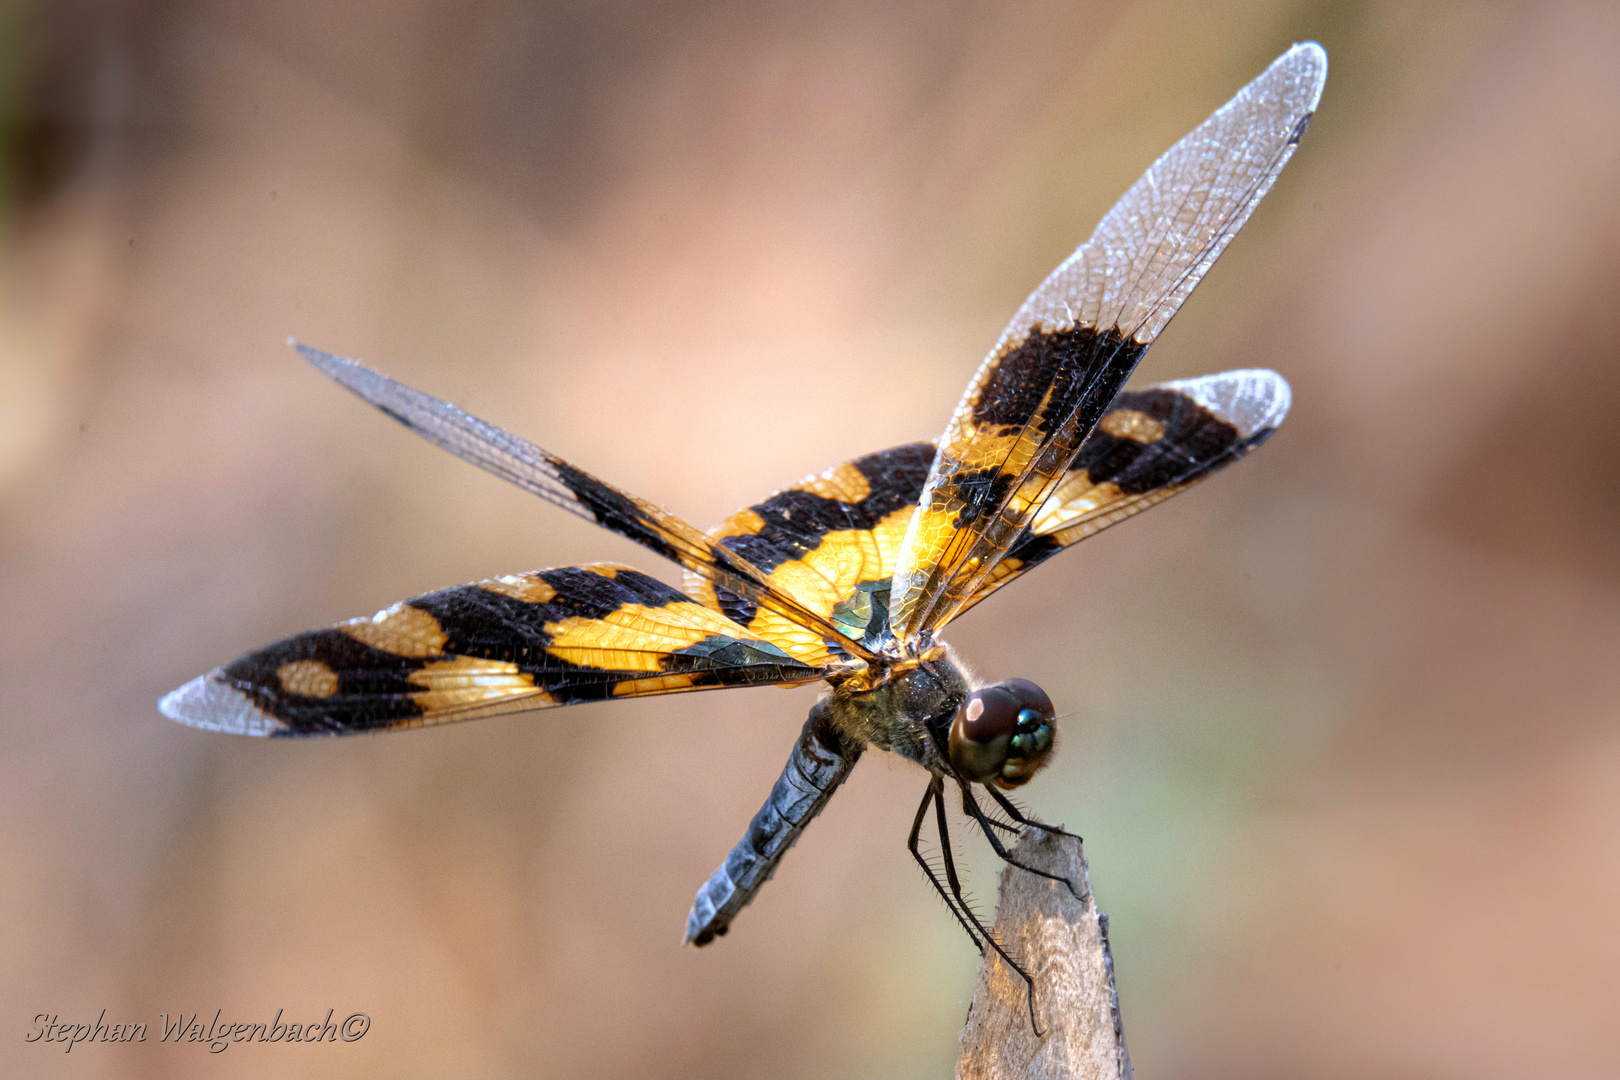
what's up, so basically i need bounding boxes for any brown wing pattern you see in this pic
[687,443,935,653]
[959,370,1291,614]
[297,344,877,667]
[887,43,1326,642]
[159,563,822,736]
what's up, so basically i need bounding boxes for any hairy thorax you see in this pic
[820,644,973,774]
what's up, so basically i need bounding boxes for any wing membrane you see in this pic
[297,343,876,667]
[959,369,1290,614]
[160,563,822,736]
[691,369,1287,638]
[888,43,1325,642]
[686,442,935,651]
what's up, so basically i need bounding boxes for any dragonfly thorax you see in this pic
[823,648,1057,789]
[823,647,971,773]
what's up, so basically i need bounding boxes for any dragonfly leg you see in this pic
[959,781,1085,904]
[983,783,1081,842]
[908,778,983,952]
[928,779,1042,1035]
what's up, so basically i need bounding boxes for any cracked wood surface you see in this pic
[956,829,1131,1080]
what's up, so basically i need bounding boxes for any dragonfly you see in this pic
[163,42,1325,1025]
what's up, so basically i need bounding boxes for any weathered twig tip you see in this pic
[956,829,1131,1080]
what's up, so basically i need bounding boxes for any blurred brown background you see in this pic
[4,1,1618,1077]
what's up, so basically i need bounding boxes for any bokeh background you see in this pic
[4,1,1618,1077]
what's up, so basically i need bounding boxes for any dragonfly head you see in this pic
[947,678,1055,789]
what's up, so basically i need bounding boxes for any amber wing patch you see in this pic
[161,564,821,736]
[687,442,935,653]
[955,370,1291,616]
[276,660,338,698]
[887,325,1148,642]
[297,343,879,666]
[886,45,1323,642]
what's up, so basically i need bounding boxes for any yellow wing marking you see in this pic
[612,673,701,697]
[724,608,837,669]
[868,505,915,579]
[477,573,558,603]
[793,461,872,503]
[1097,409,1165,443]
[1038,483,1194,544]
[712,509,767,541]
[688,442,935,659]
[543,601,753,671]
[276,660,339,698]
[752,505,915,660]
[407,657,549,712]
[342,602,447,657]
[1029,472,1128,535]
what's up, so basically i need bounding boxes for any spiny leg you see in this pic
[931,783,974,920]
[959,782,1084,903]
[933,781,1042,1036]
[983,784,1082,842]
[908,780,983,951]
[975,810,1020,837]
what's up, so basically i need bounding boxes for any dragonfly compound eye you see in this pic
[946,679,1056,788]
[948,680,1057,787]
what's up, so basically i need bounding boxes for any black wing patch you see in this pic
[686,443,935,652]
[297,343,879,667]
[959,370,1290,613]
[887,43,1325,641]
[685,369,1288,638]
[160,563,821,736]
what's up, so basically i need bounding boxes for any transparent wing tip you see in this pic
[292,340,355,380]
[1278,41,1328,109]
[160,670,288,736]
[291,341,408,413]
[1288,40,1327,66]
[1161,369,1291,439]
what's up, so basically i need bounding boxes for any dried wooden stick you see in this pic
[956,828,1132,1080]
